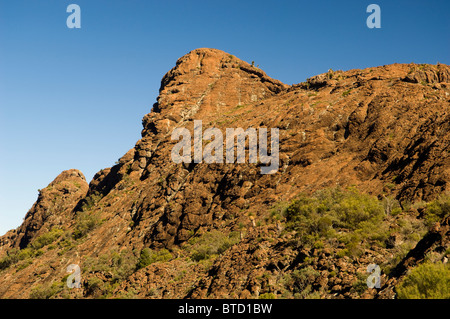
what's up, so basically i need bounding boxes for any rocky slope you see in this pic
[0,48,449,299]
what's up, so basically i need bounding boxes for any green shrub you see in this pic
[396,261,450,299]
[115,288,138,299]
[289,266,320,294]
[0,249,19,270]
[18,248,34,259]
[266,201,289,224]
[29,284,52,299]
[29,281,65,299]
[136,248,153,269]
[73,212,101,240]
[342,89,352,97]
[101,249,139,284]
[423,194,450,227]
[352,273,368,295]
[259,292,276,299]
[84,249,138,281]
[31,227,64,250]
[283,266,321,299]
[85,277,105,297]
[0,247,39,271]
[82,249,139,298]
[136,248,172,270]
[16,259,33,270]
[284,187,386,250]
[185,230,240,262]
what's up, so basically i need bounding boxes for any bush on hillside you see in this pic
[396,261,450,299]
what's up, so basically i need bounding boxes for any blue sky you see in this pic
[0,0,449,236]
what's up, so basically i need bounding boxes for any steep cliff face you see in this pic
[0,48,448,299]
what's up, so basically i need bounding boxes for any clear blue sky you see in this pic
[0,0,449,235]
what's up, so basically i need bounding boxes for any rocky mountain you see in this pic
[0,48,448,299]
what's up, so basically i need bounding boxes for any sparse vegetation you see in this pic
[78,191,103,212]
[283,187,387,255]
[422,194,450,228]
[136,248,173,270]
[31,227,64,250]
[284,266,321,299]
[183,230,240,262]
[259,292,276,299]
[0,249,20,270]
[0,184,447,299]
[352,273,369,295]
[342,88,352,97]
[72,211,102,240]
[30,281,66,299]
[0,227,65,271]
[82,248,139,298]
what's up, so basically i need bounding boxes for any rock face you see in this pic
[370,212,450,299]
[0,169,88,252]
[0,48,449,299]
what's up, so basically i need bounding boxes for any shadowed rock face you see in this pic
[0,48,448,299]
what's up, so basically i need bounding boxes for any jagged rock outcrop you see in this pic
[0,169,88,253]
[0,48,448,299]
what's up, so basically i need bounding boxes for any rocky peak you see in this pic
[142,48,288,138]
[0,169,88,251]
